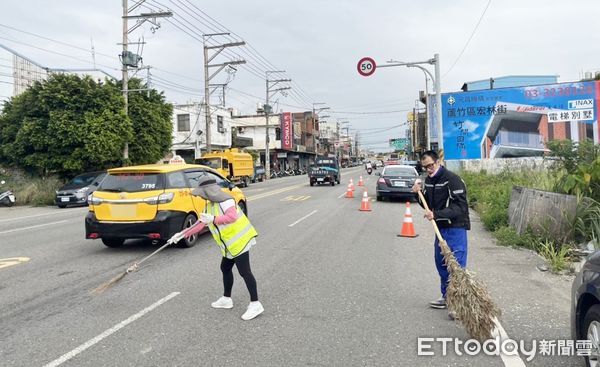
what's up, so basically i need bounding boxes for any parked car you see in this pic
[85,163,248,248]
[571,251,600,365]
[375,165,419,201]
[55,171,106,208]
[251,165,266,183]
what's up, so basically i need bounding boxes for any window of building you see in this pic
[177,114,190,132]
[217,115,225,133]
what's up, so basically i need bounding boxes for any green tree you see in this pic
[0,74,173,177]
[125,78,173,165]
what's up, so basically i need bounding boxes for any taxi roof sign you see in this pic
[169,155,185,164]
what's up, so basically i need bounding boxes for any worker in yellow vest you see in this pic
[176,175,263,321]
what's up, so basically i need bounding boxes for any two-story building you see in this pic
[170,103,233,162]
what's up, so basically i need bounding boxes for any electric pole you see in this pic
[265,71,291,179]
[202,33,245,154]
[120,0,171,162]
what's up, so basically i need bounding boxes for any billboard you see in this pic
[280,112,293,150]
[441,81,599,160]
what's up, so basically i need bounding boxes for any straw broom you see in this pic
[91,228,198,295]
[417,191,501,341]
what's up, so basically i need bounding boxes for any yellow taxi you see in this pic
[85,163,248,248]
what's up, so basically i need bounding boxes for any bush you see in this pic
[493,226,537,249]
[1,174,63,206]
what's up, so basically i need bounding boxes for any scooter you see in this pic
[367,167,373,175]
[0,180,15,207]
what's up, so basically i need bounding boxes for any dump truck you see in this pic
[196,148,254,187]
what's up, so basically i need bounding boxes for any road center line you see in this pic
[491,318,527,367]
[247,184,304,201]
[0,220,69,235]
[43,292,180,367]
[288,210,318,227]
[337,192,346,199]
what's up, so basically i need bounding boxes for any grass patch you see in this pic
[0,174,64,206]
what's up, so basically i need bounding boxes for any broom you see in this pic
[90,227,198,295]
[417,190,501,341]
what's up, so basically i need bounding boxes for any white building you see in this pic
[170,103,233,162]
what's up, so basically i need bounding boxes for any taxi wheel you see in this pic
[238,201,248,217]
[178,214,198,248]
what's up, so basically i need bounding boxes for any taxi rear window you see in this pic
[99,173,165,192]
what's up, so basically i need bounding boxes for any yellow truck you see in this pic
[196,148,254,187]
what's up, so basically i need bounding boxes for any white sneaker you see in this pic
[241,301,264,320]
[211,296,233,309]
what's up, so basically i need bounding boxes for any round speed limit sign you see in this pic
[357,57,376,77]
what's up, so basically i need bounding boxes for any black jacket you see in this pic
[419,166,470,230]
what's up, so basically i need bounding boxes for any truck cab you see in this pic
[196,148,254,187]
[308,157,341,186]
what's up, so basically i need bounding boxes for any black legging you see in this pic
[220,251,258,302]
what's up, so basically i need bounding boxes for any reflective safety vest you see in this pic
[205,201,258,257]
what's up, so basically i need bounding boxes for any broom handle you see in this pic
[417,190,445,244]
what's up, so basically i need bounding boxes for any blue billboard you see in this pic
[441,81,599,160]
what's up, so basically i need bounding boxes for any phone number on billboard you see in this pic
[525,85,594,99]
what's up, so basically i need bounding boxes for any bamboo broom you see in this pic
[417,190,501,341]
[90,227,199,294]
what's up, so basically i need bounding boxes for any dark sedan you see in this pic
[571,251,600,366]
[55,171,106,208]
[375,165,419,201]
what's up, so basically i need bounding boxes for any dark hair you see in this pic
[420,150,438,161]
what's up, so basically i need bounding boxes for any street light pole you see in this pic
[382,54,444,153]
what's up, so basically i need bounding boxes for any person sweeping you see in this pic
[412,150,469,319]
[175,175,263,321]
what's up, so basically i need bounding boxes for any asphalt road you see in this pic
[0,167,581,366]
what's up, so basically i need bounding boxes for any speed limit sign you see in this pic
[357,57,376,77]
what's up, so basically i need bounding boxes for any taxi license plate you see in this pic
[393,181,406,187]
[317,178,324,182]
[60,197,70,202]
[111,205,137,217]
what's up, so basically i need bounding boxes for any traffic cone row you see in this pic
[344,178,418,237]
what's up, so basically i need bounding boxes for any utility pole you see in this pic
[202,33,245,154]
[120,0,171,162]
[265,71,291,179]
[312,103,330,157]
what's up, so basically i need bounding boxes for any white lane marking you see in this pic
[288,210,318,227]
[0,208,87,223]
[337,192,346,199]
[43,292,180,367]
[491,318,527,367]
[0,220,69,235]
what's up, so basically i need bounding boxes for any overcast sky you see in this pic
[1,0,598,149]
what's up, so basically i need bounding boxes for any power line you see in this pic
[330,109,411,115]
[443,0,493,77]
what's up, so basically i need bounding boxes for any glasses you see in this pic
[423,162,436,170]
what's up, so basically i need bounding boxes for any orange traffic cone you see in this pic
[359,190,371,211]
[397,202,418,237]
[345,183,354,198]
[349,179,355,191]
[358,176,364,186]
